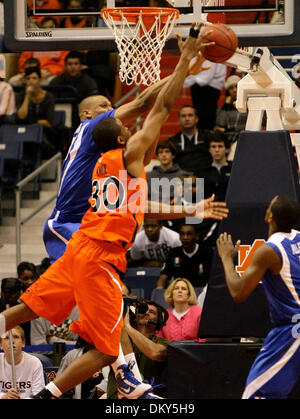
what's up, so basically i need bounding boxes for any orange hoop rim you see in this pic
[101,7,180,24]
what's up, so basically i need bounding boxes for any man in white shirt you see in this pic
[184,60,227,130]
[0,325,45,399]
[128,218,182,267]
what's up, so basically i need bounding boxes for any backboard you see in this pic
[3,0,300,52]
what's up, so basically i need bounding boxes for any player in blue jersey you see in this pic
[43,80,175,263]
[217,194,300,399]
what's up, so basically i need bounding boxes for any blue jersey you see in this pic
[243,230,300,399]
[263,230,300,326]
[43,109,116,263]
[55,109,116,222]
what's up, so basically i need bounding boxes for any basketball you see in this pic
[201,23,238,63]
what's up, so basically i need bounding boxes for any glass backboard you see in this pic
[3,0,300,52]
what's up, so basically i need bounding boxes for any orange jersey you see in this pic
[79,148,147,250]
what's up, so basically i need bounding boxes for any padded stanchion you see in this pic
[199,130,300,338]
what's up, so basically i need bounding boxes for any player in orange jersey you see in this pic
[0,24,224,399]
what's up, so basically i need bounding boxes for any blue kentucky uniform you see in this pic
[242,230,300,399]
[43,109,116,263]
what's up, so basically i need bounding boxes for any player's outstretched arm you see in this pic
[114,24,212,125]
[125,24,211,177]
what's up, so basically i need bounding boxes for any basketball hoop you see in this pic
[101,7,179,86]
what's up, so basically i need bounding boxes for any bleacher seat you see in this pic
[0,140,23,187]
[150,288,170,309]
[0,123,43,180]
[124,267,161,300]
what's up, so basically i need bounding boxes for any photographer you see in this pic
[107,298,170,399]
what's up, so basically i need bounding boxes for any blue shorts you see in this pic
[43,209,81,264]
[242,324,300,399]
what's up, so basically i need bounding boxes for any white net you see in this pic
[102,9,179,86]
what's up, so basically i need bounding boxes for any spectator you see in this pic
[35,257,51,278]
[0,277,31,346]
[15,66,57,159]
[122,281,133,298]
[49,50,99,128]
[156,224,213,290]
[62,0,95,28]
[0,278,22,312]
[10,51,68,86]
[156,277,204,342]
[30,306,80,366]
[128,218,182,267]
[214,74,248,149]
[0,325,45,399]
[17,261,38,292]
[183,60,227,130]
[196,134,232,246]
[27,0,61,27]
[57,337,104,399]
[168,105,212,174]
[146,140,190,204]
[197,134,231,202]
[167,173,203,233]
[0,79,16,117]
[107,299,169,399]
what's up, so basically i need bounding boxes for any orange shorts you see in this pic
[21,231,124,356]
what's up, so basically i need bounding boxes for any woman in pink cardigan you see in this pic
[156,278,204,342]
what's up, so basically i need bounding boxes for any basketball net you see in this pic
[101,8,179,86]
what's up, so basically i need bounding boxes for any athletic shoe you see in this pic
[116,364,152,399]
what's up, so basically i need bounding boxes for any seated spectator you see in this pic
[167,173,203,233]
[15,66,58,159]
[0,277,22,312]
[146,140,190,204]
[0,78,16,117]
[30,306,80,367]
[27,0,61,28]
[156,224,213,290]
[62,0,95,28]
[107,299,169,399]
[214,74,248,150]
[17,261,38,292]
[196,134,232,246]
[0,325,45,399]
[183,60,227,130]
[128,218,182,267]
[9,57,41,87]
[197,133,232,202]
[168,105,212,174]
[0,277,31,345]
[57,337,104,399]
[35,257,51,278]
[11,50,68,86]
[122,280,133,298]
[49,51,99,128]
[156,277,204,342]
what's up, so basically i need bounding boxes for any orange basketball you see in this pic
[201,23,238,63]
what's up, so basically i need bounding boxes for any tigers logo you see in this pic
[236,239,265,274]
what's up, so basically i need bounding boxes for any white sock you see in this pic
[46,382,62,398]
[125,352,143,382]
[111,345,127,375]
[0,314,6,337]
